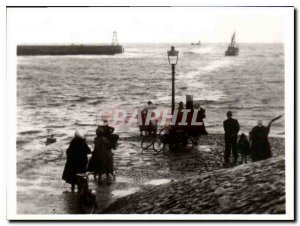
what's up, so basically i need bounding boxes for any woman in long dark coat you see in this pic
[249,115,282,162]
[62,130,91,191]
[87,126,113,185]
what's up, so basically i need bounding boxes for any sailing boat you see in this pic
[225,32,239,56]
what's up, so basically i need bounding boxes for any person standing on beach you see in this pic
[249,115,283,162]
[223,111,240,166]
[139,101,157,135]
[101,119,119,149]
[238,133,250,164]
[87,126,114,185]
[62,130,91,192]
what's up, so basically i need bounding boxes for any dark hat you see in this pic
[227,111,232,117]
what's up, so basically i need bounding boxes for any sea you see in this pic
[16,43,285,213]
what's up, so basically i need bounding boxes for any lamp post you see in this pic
[167,46,179,115]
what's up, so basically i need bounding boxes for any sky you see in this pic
[7,7,289,44]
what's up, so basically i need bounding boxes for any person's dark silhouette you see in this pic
[238,133,250,164]
[87,126,114,185]
[191,103,208,136]
[223,111,240,166]
[62,130,91,192]
[101,120,119,149]
[249,115,282,162]
[174,101,184,130]
[139,101,156,135]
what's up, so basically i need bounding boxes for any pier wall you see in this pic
[17,45,124,56]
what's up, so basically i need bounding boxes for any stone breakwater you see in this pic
[104,155,285,214]
[17,45,123,55]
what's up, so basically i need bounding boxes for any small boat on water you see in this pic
[191,40,201,46]
[225,32,239,56]
[45,134,56,146]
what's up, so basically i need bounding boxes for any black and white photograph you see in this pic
[5,5,294,220]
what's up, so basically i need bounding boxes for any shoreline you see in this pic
[104,155,285,214]
[17,133,285,214]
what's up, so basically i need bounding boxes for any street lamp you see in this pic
[167,46,179,114]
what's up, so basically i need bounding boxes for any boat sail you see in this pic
[225,32,239,56]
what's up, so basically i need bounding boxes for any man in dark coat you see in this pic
[223,111,240,166]
[62,130,91,192]
[249,115,282,162]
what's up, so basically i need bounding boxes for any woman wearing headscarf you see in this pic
[62,130,91,192]
[87,126,114,185]
[249,115,283,162]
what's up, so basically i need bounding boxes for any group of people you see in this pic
[175,101,208,136]
[62,121,119,191]
[223,111,282,167]
[62,102,282,191]
[139,101,208,137]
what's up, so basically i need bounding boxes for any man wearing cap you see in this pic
[223,111,240,166]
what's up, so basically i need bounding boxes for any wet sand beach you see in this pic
[16,43,285,214]
[17,134,285,214]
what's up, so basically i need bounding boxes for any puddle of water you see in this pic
[112,187,140,198]
[199,145,212,152]
[115,175,134,183]
[144,178,171,186]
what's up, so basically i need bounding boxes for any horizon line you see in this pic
[17,41,284,45]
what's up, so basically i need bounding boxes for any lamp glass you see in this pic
[167,46,179,65]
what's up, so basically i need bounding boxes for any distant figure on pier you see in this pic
[238,133,250,164]
[249,115,283,162]
[223,111,240,166]
[87,126,114,185]
[62,130,91,192]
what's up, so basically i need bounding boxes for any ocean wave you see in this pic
[183,47,212,55]
[18,130,42,135]
[46,125,66,128]
[201,59,237,72]
[179,59,240,82]
[88,99,103,105]
[47,102,62,107]
[197,99,235,106]
[74,122,97,126]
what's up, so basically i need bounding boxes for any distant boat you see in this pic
[191,40,201,46]
[225,33,239,56]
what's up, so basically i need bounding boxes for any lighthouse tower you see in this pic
[112,31,119,46]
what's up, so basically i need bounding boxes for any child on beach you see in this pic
[237,133,250,164]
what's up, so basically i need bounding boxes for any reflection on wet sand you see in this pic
[17,134,284,214]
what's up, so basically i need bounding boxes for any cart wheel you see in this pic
[141,136,154,149]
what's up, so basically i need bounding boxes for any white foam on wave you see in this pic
[201,58,237,72]
[187,47,212,54]
[178,58,241,82]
